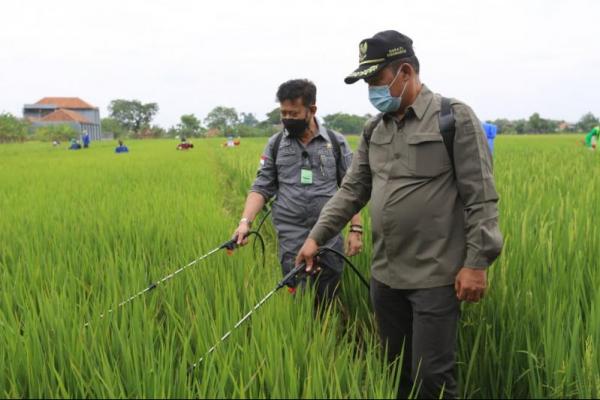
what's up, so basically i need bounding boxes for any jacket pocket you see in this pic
[406,133,451,177]
[368,127,393,175]
[275,150,299,184]
[317,147,337,180]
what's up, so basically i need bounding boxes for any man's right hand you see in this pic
[233,221,251,246]
[295,238,319,274]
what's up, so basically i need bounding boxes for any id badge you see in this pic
[300,168,313,184]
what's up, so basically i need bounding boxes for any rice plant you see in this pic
[0,135,598,398]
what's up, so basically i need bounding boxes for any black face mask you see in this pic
[282,117,309,138]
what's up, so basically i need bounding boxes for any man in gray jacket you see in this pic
[233,79,363,306]
[296,31,503,398]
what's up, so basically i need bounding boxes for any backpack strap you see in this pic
[270,131,284,189]
[363,113,384,146]
[325,129,343,186]
[439,97,456,168]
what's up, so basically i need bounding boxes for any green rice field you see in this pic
[0,135,598,398]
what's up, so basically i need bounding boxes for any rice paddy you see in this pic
[0,135,598,398]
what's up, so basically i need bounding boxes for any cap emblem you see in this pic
[359,41,368,62]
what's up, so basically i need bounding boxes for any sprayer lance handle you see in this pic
[223,230,257,251]
[220,238,238,251]
[277,263,308,289]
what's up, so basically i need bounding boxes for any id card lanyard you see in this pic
[300,150,313,185]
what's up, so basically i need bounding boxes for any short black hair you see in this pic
[388,55,420,74]
[276,79,317,107]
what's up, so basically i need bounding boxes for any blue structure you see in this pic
[482,122,497,154]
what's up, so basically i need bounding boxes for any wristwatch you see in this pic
[349,224,363,234]
[240,217,252,227]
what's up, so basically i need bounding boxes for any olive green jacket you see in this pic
[309,85,503,289]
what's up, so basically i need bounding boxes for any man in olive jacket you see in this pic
[296,30,503,399]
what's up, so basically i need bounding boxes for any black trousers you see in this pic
[370,278,460,399]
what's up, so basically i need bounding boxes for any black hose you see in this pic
[226,230,266,270]
[244,205,367,291]
[247,230,266,270]
[251,204,272,270]
[316,247,370,291]
[254,205,272,235]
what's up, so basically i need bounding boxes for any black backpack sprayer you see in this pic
[83,206,370,376]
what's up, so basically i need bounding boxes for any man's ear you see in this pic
[309,105,317,116]
[400,63,415,81]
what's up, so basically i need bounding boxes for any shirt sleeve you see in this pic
[453,103,504,268]
[250,137,278,201]
[309,130,373,245]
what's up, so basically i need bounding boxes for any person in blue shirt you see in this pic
[115,140,129,153]
[482,122,497,155]
[82,130,91,148]
[69,138,82,150]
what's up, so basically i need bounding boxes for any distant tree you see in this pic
[240,112,259,127]
[35,124,78,142]
[166,126,178,137]
[177,114,205,137]
[545,119,560,133]
[528,113,546,133]
[264,107,281,125]
[0,113,30,142]
[108,99,159,134]
[492,118,513,134]
[514,119,528,134]
[148,125,166,138]
[323,113,368,134]
[101,117,127,138]
[234,124,278,137]
[577,112,599,132]
[204,106,239,135]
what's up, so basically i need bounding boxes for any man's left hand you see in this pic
[455,267,487,303]
[345,232,363,257]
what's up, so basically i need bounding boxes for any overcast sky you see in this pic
[1,0,599,127]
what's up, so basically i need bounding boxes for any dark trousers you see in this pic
[310,266,342,309]
[289,265,342,312]
[370,278,460,399]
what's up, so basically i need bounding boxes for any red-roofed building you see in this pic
[23,97,102,140]
[36,97,95,109]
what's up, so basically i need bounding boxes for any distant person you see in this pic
[115,140,129,153]
[482,122,498,155]
[177,137,194,150]
[584,125,599,150]
[69,138,81,150]
[82,130,91,148]
[223,137,241,147]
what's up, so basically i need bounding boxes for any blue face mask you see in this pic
[368,70,408,113]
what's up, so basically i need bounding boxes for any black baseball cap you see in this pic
[344,30,415,84]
